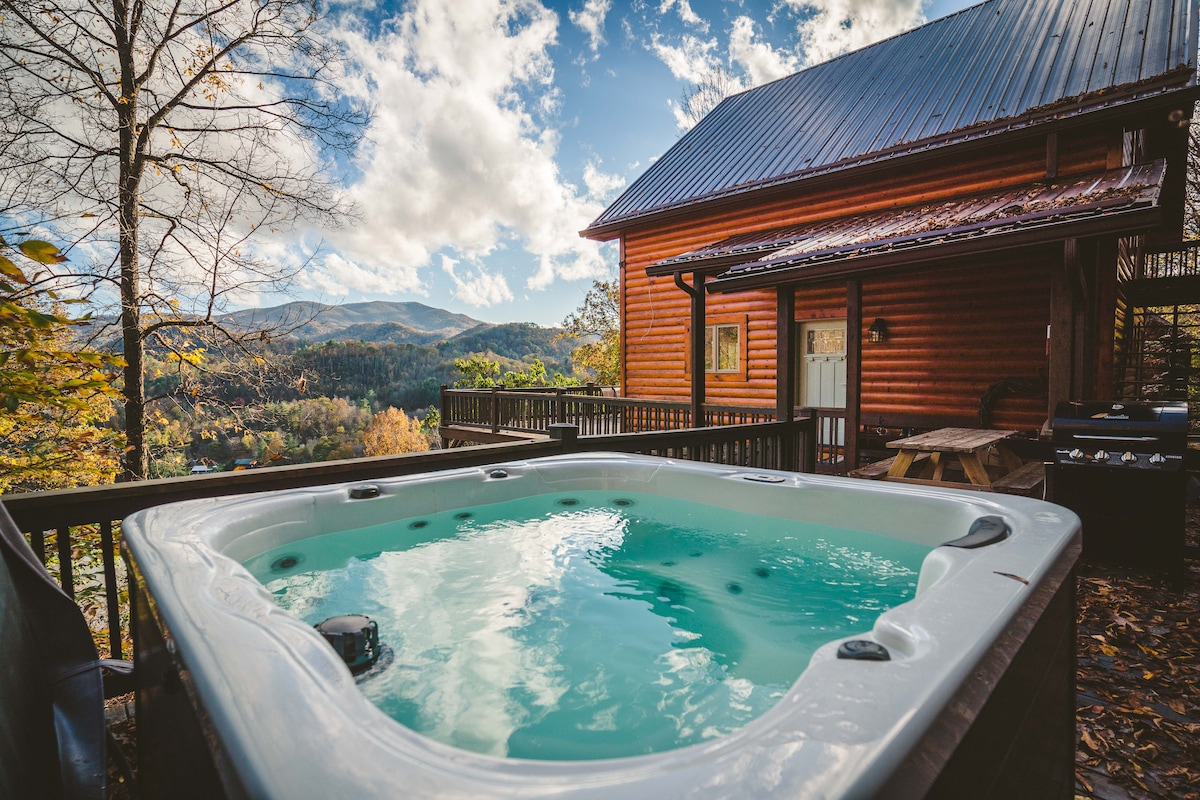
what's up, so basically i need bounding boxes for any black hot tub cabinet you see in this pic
[122,453,1080,799]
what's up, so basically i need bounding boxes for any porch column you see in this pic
[681,273,705,429]
[846,278,862,472]
[776,285,796,422]
[1048,241,1078,416]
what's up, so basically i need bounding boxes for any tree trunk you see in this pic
[116,6,146,481]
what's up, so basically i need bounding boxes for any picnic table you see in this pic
[850,427,1045,495]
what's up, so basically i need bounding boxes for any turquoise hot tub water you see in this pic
[245,490,929,761]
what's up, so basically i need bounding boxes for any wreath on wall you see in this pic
[978,373,1048,429]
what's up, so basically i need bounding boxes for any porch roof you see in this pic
[649,160,1167,293]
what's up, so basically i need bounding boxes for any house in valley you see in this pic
[581,0,1199,470]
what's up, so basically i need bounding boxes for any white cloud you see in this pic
[659,0,708,32]
[728,16,801,85]
[569,0,613,54]
[582,161,625,201]
[441,255,515,307]
[314,0,610,298]
[784,0,927,67]
[648,32,719,83]
[301,251,423,298]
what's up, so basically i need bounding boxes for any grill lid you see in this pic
[1052,401,1188,453]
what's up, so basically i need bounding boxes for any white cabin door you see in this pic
[798,319,847,447]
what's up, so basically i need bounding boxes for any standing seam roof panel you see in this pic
[766,56,884,182]
[1020,0,1084,109]
[868,13,977,154]
[950,1,1042,127]
[1111,1,1151,85]
[1143,0,1174,73]
[731,78,823,189]
[932,4,1020,135]
[770,55,876,178]
[996,0,1065,119]
[807,44,913,171]
[1085,0,1130,92]
[1062,0,1109,96]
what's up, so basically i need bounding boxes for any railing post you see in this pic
[439,384,449,424]
[490,386,500,433]
[548,423,579,454]
[556,388,566,424]
[800,407,817,473]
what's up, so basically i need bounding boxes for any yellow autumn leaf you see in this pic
[0,255,28,283]
[17,239,67,264]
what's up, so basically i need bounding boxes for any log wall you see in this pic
[620,128,1113,429]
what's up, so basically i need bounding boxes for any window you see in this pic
[704,323,740,373]
[1122,128,1145,166]
[806,326,845,356]
[683,314,747,380]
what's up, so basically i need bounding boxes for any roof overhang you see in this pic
[582,76,1196,242]
[670,161,1168,294]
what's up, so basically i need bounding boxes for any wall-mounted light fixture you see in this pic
[867,318,888,344]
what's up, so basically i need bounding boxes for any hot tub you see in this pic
[123,453,1079,799]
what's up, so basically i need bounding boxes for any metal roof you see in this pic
[586,0,1196,236]
[701,160,1165,292]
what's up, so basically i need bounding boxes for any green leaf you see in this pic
[17,240,68,264]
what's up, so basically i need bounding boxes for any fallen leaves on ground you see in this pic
[1074,505,1200,800]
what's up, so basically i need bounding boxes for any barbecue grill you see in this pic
[1049,400,1188,576]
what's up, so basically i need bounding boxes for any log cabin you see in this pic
[581,0,1199,471]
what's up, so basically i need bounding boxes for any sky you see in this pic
[281,0,978,326]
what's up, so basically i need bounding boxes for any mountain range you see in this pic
[214,300,486,344]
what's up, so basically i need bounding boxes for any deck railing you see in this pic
[1,416,816,692]
[1144,240,1200,279]
[441,386,778,436]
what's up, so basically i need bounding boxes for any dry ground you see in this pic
[1074,504,1200,799]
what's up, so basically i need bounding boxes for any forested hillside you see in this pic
[132,320,581,476]
[267,322,577,410]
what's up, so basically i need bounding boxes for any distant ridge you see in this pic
[216,300,484,343]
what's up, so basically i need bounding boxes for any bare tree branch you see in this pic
[0,0,369,478]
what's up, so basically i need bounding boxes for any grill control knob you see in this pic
[1093,450,1109,462]
[1068,448,1086,461]
[1120,451,1137,464]
[1149,453,1167,466]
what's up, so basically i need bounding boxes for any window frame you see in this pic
[683,313,748,382]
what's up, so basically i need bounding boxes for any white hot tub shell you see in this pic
[122,453,1080,799]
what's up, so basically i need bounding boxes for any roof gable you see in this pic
[586,0,1197,235]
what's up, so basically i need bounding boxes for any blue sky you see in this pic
[282,0,977,326]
